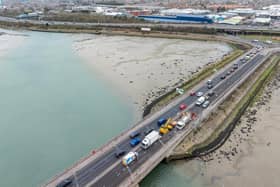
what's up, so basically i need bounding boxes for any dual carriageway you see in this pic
[48,44,273,187]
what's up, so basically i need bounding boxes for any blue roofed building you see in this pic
[138,14,214,24]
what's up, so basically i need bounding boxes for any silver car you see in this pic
[196,91,204,97]
[202,100,210,108]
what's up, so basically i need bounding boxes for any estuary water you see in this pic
[0,30,133,187]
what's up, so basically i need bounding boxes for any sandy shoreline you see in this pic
[183,63,280,187]
[72,34,232,120]
[0,29,26,58]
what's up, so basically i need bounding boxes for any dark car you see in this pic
[115,148,126,158]
[207,84,213,89]
[130,131,140,139]
[220,75,226,79]
[56,178,72,187]
[190,91,196,96]
[157,118,167,126]
[144,127,154,135]
[207,91,215,97]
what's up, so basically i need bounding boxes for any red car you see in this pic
[190,92,196,96]
[179,104,187,110]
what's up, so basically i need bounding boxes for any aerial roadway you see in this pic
[46,44,271,187]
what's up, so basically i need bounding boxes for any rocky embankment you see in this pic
[200,63,280,164]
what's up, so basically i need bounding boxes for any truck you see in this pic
[159,125,169,134]
[176,112,191,130]
[141,130,161,149]
[122,152,138,166]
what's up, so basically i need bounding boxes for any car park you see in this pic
[196,91,204,97]
[202,100,210,108]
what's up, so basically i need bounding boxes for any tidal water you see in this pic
[0,31,133,187]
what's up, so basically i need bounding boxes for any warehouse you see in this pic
[138,14,213,24]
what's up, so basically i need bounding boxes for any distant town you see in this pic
[0,0,279,27]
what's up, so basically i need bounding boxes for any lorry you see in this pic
[176,112,191,130]
[159,126,169,134]
[122,152,138,166]
[159,118,174,134]
[141,130,161,149]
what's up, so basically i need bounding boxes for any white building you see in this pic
[253,17,271,25]
[228,8,255,17]
[160,8,211,16]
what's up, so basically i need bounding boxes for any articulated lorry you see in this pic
[141,130,161,149]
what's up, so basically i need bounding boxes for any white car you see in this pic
[202,100,210,108]
[196,91,204,97]
[196,96,206,106]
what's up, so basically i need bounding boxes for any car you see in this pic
[207,79,212,85]
[130,131,140,139]
[207,91,215,97]
[130,137,141,147]
[56,178,72,187]
[230,68,235,73]
[196,91,204,97]
[227,71,231,75]
[179,104,187,110]
[207,84,213,89]
[190,91,196,96]
[233,63,238,69]
[220,75,226,79]
[202,100,210,108]
[144,127,154,135]
[157,118,167,126]
[196,96,206,106]
[115,148,126,158]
